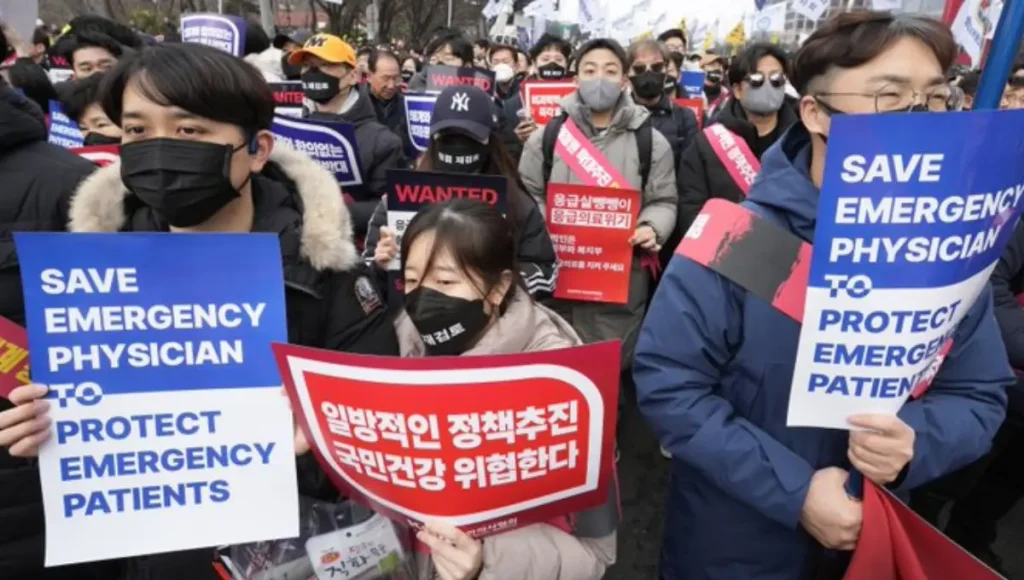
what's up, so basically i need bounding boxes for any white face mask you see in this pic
[493,63,515,83]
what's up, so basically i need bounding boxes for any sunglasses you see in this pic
[631,62,666,75]
[746,71,786,88]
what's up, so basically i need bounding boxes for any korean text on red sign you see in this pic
[273,341,621,538]
[546,184,639,305]
[0,316,30,400]
[522,81,576,127]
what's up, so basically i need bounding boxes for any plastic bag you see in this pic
[215,497,415,580]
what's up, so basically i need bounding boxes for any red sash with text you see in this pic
[703,124,760,196]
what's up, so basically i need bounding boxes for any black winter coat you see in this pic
[365,85,413,162]
[675,97,798,238]
[308,93,405,239]
[495,77,526,162]
[0,84,107,580]
[66,143,401,579]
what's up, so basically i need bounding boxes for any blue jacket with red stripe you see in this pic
[633,122,1011,580]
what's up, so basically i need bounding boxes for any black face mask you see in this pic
[301,67,342,103]
[630,71,666,101]
[281,53,303,81]
[401,70,414,83]
[433,134,488,174]
[663,75,678,94]
[83,132,121,146]
[405,286,489,356]
[705,71,723,86]
[120,138,249,228]
[538,62,567,80]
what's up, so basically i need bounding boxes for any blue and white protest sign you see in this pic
[47,100,84,149]
[404,93,438,154]
[180,13,246,57]
[787,110,1024,429]
[680,71,706,100]
[14,233,299,566]
[272,116,364,187]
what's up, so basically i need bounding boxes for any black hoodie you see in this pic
[307,92,406,238]
[0,85,112,579]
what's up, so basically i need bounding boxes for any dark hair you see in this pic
[243,25,270,56]
[728,42,789,86]
[627,39,668,66]
[0,27,9,63]
[401,199,519,313]
[54,30,125,67]
[529,33,571,62]
[32,27,51,49]
[488,44,517,63]
[100,43,274,136]
[8,58,57,113]
[958,70,980,96]
[357,46,374,58]
[368,49,400,72]
[473,38,490,50]
[517,48,531,66]
[657,28,687,46]
[57,71,107,123]
[791,11,957,95]
[428,33,473,66]
[574,38,628,70]
[66,16,141,49]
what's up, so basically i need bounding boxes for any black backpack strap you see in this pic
[541,113,568,184]
[637,118,653,193]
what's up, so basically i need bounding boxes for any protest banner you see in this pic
[14,233,298,566]
[546,184,639,305]
[70,145,120,167]
[268,82,305,118]
[787,110,1024,430]
[424,65,496,95]
[47,67,74,85]
[272,115,364,187]
[47,101,84,149]
[273,340,620,537]
[521,80,575,127]
[680,70,706,99]
[404,93,438,154]
[0,316,30,400]
[674,97,705,129]
[180,13,247,57]
[384,170,509,271]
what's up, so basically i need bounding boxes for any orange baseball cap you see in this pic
[286,34,357,67]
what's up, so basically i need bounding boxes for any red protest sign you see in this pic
[546,184,639,305]
[522,81,576,126]
[70,145,120,167]
[674,98,705,129]
[274,341,620,538]
[0,316,30,400]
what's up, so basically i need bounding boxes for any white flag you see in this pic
[752,2,787,34]
[951,0,985,64]
[792,0,829,22]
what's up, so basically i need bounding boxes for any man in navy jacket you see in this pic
[634,12,1012,580]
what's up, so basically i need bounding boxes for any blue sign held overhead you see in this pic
[404,93,438,155]
[14,233,299,567]
[271,115,364,187]
[680,71,706,100]
[787,110,1024,429]
[180,13,246,56]
[47,100,84,149]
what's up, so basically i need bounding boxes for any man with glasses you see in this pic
[676,43,798,236]
[635,12,1010,580]
[701,54,730,120]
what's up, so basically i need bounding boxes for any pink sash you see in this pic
[554,118,661,279]
[703,124,761,196]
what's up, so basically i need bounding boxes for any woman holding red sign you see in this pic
[396,198,618,580]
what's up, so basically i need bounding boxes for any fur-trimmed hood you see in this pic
[68,142,359,272]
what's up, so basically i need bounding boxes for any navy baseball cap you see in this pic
[273,30,313,50]
[430,85,497,144]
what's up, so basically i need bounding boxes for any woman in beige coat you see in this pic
[394,198,618,580]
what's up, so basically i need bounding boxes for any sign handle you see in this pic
[974,0,1024,110]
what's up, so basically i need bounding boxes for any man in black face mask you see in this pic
[58,71,124,146]
[289,33,405,239]
[702,54,730,121]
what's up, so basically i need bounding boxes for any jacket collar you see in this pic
[67,142,359,273]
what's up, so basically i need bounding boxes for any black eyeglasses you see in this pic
[631,62,665,75]
[816,83,961,113]
[746,72,786,88]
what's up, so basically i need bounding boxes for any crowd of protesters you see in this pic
[0,8,1023,580]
